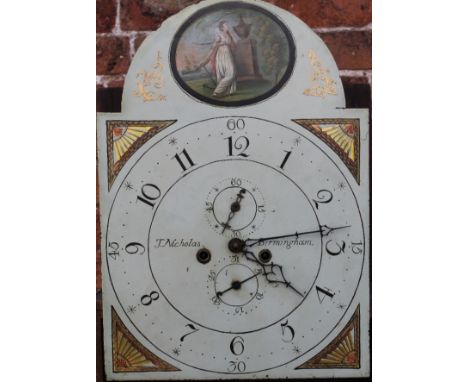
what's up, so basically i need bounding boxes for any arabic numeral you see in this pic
[208,270,216,282]
[137,183,161,208]
[230,254,240,263]
[352,241,363,254]
[279,150,292,170]
[280,320,295,343]
[231,178,242,186]
[109,242,145,257]
[227,361,246,372]
[180,324,199,342]
[125,242,145,255]
[107,242,120,260]
[226,118,245,130]
[230,336,245,355]
[226,136,250,157]
[173,149,196,172]
[227,361,236,372]
[313,189,333,209]
[325,240,346,256]
[316,286,335,303]
[141,291,159,306]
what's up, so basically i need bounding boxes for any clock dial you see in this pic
[106,117,365,374]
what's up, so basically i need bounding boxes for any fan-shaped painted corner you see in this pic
[293,119,360,184]
[112,307,180,373]
[296,305,360,369]
[106,120,177,190]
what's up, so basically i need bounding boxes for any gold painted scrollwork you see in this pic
[303,50,338,98]
[296,305,360,369]
[133,51,167,102]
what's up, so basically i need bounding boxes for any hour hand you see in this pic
[263,262,304,297]
[241,249,304,298]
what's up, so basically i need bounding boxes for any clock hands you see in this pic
[241,249,304,298]
[221,189,246,233]
[216,271,262,297]
[245,224,351,247]
[226,224,351,298]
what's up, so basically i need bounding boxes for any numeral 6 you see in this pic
[230,336,245,355]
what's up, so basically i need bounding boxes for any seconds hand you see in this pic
[221,189,246,233]
[245,225,351,247]
[216,271,262,297]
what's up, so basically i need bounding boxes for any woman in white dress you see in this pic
[198,21,237,97]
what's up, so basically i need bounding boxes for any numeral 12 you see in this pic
[226,136,249,157]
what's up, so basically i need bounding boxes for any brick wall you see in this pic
[96,0,372,89]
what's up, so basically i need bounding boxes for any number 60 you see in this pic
[226,119,245,130]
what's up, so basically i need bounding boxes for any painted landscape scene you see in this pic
[172,3,295,106]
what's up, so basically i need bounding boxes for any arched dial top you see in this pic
[121,0,345,114]
[105,116,365,374]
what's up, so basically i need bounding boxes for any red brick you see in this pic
[96,0,117,33]
[133,33,150,54]
[96,75,126,89]
[121,0,202,31]
[120,0,370,31]
[269,0,371,28]
[341,75,369,86]
[96,36,130,75]
[319,31,371,70]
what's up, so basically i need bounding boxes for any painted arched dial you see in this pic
[106,117,365,374]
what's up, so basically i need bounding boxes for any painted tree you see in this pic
[251,15,288,84]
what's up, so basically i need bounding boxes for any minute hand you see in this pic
[245,225,351,247]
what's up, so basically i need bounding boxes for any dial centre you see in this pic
[231,280,242,290]
[230,201,241,212]
[228,238,246,253]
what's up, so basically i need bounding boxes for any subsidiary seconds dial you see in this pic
[205,177,266,237]
[106,117,365,374]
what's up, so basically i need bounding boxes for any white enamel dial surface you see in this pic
[106,117,365,374]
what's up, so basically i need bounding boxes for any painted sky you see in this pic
[175,8,290,74]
